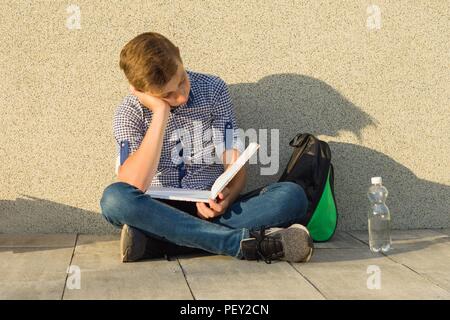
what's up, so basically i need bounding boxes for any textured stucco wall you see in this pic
[1,1,448,233]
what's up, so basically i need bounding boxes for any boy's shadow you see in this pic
[0,195,118,253]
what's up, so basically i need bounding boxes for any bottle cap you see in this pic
[371,177,382,184]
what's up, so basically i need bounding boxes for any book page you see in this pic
[145,186,211,202]
[210,142,260,199]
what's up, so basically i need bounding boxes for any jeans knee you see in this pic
[100,182,136,223]
[278,181,308,221]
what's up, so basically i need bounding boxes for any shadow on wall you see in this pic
[229,74,450,230]
[0,74,448,235]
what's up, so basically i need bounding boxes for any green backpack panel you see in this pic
[306,166,337,241]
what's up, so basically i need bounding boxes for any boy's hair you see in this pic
[119,32,182,93]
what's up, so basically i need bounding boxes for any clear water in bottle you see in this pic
[367,177,392,252]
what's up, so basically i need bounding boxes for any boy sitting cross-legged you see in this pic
[100,32,314,264]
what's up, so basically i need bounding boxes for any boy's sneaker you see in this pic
[120,224,201,262]
[120,224,148,262]
[240,224,314,264]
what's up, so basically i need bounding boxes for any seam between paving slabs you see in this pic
[61,233,79,300]
[397,260,450,295]
[176,257,196,300]
[287,262,328,299]
[344,231,370,246]
[284,231,368,300]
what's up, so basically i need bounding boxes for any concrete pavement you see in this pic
[0,229,448,300]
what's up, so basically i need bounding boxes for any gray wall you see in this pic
[1,1,448,233]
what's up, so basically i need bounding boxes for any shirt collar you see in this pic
[181,69,195,107]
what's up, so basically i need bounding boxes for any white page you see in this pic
[144,187,211,202]
[210,142,260,199]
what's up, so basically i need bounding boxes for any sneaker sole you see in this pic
[275,224,314,263]
[120,224,146,263]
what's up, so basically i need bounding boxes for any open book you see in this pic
[145,142,260,202]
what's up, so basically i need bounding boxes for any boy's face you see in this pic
[147,60,191,108]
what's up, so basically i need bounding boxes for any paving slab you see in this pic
[1,230,448,300]
[0,235,76,299]
[349,229,448,243]
[0,233,76,248]
[349,229,450,292]
[436,228,450,236]
[314,231,367,249]
[178,254,324,300]
[63,235,193,300]
[291,248,450,299]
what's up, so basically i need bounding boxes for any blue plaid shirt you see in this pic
[113,69,245,191]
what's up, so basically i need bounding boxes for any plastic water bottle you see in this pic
[367,177,392,252]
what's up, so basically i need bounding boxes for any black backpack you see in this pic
[279,133,338,241]
[241,133,338,241]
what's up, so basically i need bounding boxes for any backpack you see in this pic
[278,133,338,242]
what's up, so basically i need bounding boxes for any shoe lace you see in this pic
[252,225,284,264]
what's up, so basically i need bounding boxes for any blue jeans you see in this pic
[100,181,308,259]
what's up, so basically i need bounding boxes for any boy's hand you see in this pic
[129,85,171,114]
[196,187,231,220]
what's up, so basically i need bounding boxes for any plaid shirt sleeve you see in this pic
[112,96,145,174]
[211,78,245,164]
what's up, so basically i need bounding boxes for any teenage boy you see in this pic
[100,32,314,264]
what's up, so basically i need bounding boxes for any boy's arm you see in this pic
[198,148,246,220]
[197,76,245,219]
[117,89,171,193]
[117,108,169,192]
[209,77,246,205]
[222,149,247,205]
